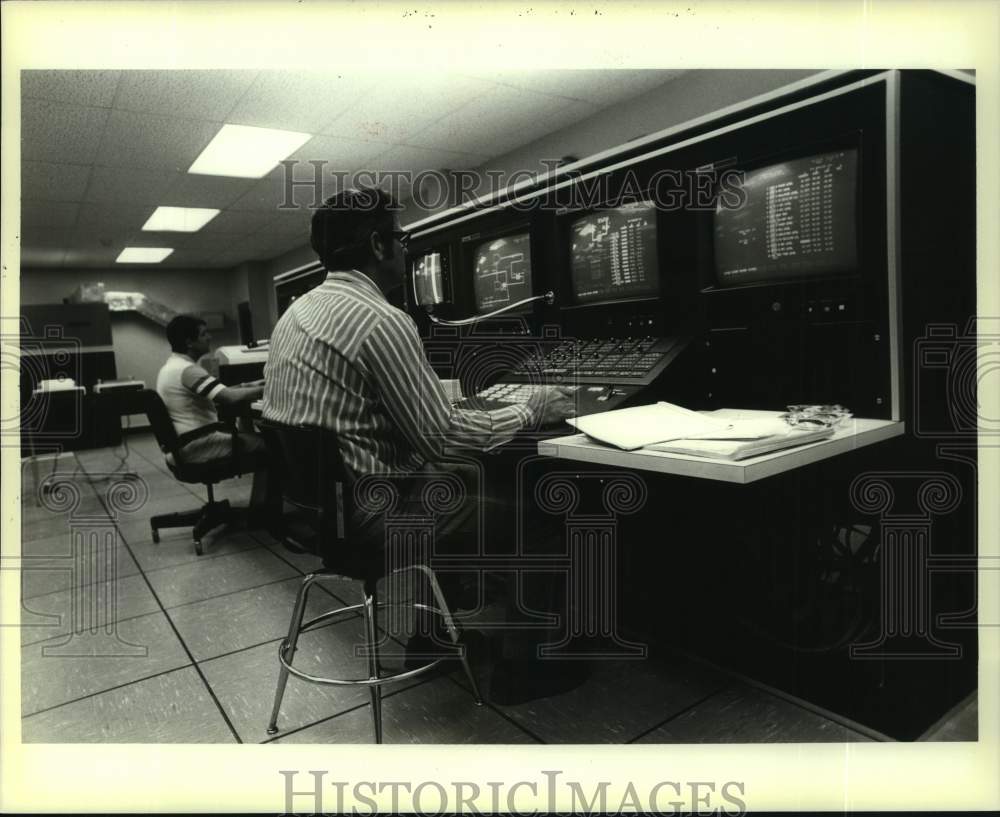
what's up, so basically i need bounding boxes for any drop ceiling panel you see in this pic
[21,226,76,249]
[94,109,220,171]
[22,70,121,107]
[75,202,155,232]
[21,99,110,163]
[128,229,233,252]
[114,70,258,121]
[199,209,275,235]
[21,200,80,229]
[259,211,311,236]
[228,169,326,213]
[478,69,685,106]
[159,248,221,268]
[226,71,373,133]
[159,173,255,209]
[21,161,92,202]
[286,134,389,177]
[321,75,490,143]
[83,166,179,204]
[406,87,580,157]
[371,144,488,178]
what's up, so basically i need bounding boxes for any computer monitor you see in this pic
[237,301,255,345]
[568,201,660,305]
[472,231,533,314]
[711,147,859,288]
[412,251,448,308]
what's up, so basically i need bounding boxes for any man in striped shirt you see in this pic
[263,188,574,552]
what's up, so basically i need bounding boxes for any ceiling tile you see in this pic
[83,167,178,204]
[20,226,75,249]
[67,224,130,253]
[159,174,255,209]
[370,143,486,177]
[21,99,110,163]
[94,109,220,172]
[114,70,258,121]
[481,69,684,106]
[226,71,373,133]
[22,70,121,107]
[259,210,311,236]
[159,248,220,268]
[321,75,491,143]
[407,86,579,159]
[21,161,91,202]
[20,247,67,268]
[123,227,236,255]
[21,200,80,229]
[75,202,156,232]
[227,168,327,214]
[199,209,275,234]
[286,134,389,178]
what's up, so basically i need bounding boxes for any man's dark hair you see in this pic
[311,187,398,271]
[166,315,206,354]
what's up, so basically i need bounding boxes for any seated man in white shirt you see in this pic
[156,314,265,471]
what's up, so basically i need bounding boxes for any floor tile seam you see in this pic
[21,574,365,650]
[143,583,246,744]
[18,541,276,601]
[665,645,893,742]
[255,672,455,744]
[90,521,246,744]
[188,614,349,666]
[441,673,546,743]
[624,683,733,744]
[20,661,197,721]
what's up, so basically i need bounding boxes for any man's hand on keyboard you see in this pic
[530,385,577,426]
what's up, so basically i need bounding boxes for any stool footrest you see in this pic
[276,639,450,687]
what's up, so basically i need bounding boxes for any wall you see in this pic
[20,267,244,409]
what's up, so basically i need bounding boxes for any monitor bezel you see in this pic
[458,220,537,317]
[699,131,864,294]
[558,196,664,310]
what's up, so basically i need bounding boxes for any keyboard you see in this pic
[506,336,684,385]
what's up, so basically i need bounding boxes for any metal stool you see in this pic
[267,564,482,742]
[258,418,484,743]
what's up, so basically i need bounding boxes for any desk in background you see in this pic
[217,345,268,386]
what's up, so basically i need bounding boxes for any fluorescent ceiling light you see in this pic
[188,124,312,178]
[142,206,220,232]
[116,247,174,264]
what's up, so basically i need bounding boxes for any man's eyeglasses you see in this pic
[390,229,411,249]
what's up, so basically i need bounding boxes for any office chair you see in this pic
[257,419,483,743]
[111,389,254,555]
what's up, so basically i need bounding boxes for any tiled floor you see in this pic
[15,433,897,744]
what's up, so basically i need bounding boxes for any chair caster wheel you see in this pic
[151,529,160,544]
[266,726,278,735]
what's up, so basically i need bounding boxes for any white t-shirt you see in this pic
[155,352,225,437]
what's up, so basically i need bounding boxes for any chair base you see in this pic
[150,497,240,556]
[266,566,484,743]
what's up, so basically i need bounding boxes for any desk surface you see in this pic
[538,417,905,484]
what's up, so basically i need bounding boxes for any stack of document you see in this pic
[567,403,836,459]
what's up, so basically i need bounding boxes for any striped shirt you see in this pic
[263,270,537,477]
[156,353,224,436]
